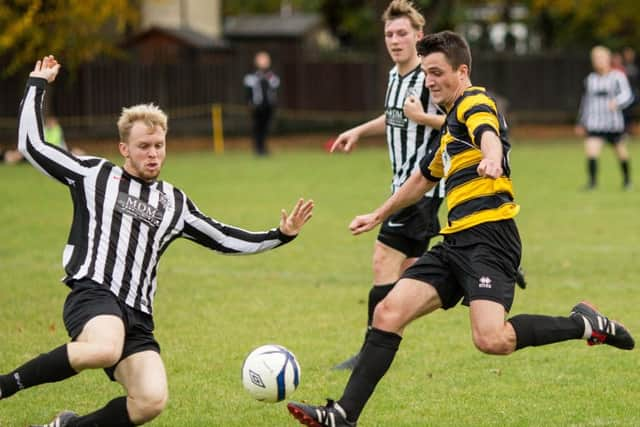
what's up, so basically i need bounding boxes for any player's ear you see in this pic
[118,141,129,158]
[457,64,469,81]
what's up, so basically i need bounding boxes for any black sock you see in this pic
[508,314,584,350]
[0,344,76,399]
[69,396,135,427]
[620,159,630,185]
[338,328,402,422]
[588,158,597,187]
[367,284,395,326]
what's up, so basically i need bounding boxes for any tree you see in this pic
[223,0,323,16]
[527,0,640,51]
[223,0,640,53]
[0,0,138,76]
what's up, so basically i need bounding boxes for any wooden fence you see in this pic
[0,52,602,141]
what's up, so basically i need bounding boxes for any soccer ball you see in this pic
[241,344,301,403]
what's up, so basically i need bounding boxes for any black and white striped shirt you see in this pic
[384,65,441,196]
[244,70,280,108]
[18,77,295,315]
[578,69,633,133]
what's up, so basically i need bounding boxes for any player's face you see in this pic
[422,52,468,110]
[119,121,166,182]
[255,52,271,70]
[384,17,422,66]
[591,49,611,74]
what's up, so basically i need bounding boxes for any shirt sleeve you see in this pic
[420,139,444,182]
[456,93,500,146]
[180,196,295,254]
[268,72,280,89]
[18,77,102,185]
[614,71,634,109]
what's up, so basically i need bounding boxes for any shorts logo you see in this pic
[387,220,404,228]
[479,276,492,289]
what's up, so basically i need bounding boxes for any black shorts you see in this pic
[63,279,160,381]
[401,219,522,312]
[377,195,443,258]
[587,131,624,144]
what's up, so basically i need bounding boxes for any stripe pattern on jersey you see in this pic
[420,86,519,234]
[578,70,633,132]
[19,77,294,314]
[384,64,441,196]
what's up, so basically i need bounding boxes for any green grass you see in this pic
[1,138,639,426]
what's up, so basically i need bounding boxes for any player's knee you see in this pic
[129,388,169,423]
[372,299,403,331]
[91,343,123,368]
[472,332,513,355]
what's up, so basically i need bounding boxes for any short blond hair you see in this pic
[117,103,168,143]
[382,0,425,31]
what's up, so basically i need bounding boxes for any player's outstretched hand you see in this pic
[349,212,380,235]
[330,129,359,153]
[30,55,61,83]
[279,198,314,236]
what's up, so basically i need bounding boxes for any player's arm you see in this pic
[577,96,585,126]
[575,79,588,135]
[181,196,314,254]
[268,72,280,89]
[610,72,634,111]
[461,95,504,179]
[18,55,97,184]
[349,170,437,235]
[243,74,255,106]
[330,114,386,153]
[403,95,445,130]
[575,98,586,135]
[476,131,504,179]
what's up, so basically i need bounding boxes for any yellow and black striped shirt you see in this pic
[420,86,519,234]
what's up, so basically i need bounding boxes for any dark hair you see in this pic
[416,30,472,74]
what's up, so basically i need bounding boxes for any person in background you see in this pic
[244,51,280,156]
[2,116,84,164]
[576,45,634,191]
[611,51,625,73]
[0,146,25,164]
[44,116,68,150]
[45,116,86,156]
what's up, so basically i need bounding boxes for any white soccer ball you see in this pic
[241,344,301,403]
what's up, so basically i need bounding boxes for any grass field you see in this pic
[1,138,639,426]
